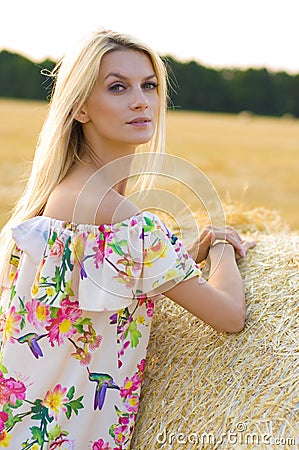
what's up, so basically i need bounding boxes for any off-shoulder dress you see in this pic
[0,211,200,449]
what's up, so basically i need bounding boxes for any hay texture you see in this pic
[131,213,298,450]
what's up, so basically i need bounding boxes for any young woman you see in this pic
[0,30,255,449]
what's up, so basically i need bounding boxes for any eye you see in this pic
[109,83,126,92]
[142,81,158,90]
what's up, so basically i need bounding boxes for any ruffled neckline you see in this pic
[10,209,201,312]
[26,210,151,233]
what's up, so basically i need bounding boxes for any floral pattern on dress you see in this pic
[0,369,83,449]
[0,212,200,448]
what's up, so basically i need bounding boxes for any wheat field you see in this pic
[0,101,298,450]
[0,99,298,230]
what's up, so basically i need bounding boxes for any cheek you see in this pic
[87,93,119,119]
[94,99,115,117]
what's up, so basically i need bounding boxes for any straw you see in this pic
[131,208,299,450]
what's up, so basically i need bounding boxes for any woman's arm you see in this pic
[164,241,254,333]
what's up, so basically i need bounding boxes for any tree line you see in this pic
[1,49,299,117]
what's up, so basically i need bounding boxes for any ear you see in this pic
[73,104,90,123]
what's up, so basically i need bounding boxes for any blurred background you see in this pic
[1,0,298,230]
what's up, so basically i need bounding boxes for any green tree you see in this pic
[0,50,55,100]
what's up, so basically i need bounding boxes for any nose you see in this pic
[129,87,149,111]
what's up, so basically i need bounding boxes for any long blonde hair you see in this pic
[0,29,168,294]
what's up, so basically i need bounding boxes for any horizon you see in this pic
[1,46,298,77]
[1,0,299,75]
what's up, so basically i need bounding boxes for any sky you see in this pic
[1,0,299,73]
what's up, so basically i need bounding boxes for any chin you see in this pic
[129,132,155,146]
[133,138,152,146]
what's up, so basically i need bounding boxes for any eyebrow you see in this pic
[104,72,157,81]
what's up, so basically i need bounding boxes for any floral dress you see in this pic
[0,211,200,449]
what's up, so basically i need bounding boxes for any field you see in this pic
[0,99,298,230]
[0,103,298,449]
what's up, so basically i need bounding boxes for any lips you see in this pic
[127,117,151,124]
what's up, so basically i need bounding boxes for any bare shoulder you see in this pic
[43,169,139,225]
[95,189,140,225]
[43,181,78,222]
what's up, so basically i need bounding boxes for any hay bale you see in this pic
[131,227,299,450]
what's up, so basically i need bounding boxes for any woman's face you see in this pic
[80,48,160,157]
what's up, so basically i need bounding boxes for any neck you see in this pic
[79,140,136,196]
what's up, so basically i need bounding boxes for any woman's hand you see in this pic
[187,225,256,263]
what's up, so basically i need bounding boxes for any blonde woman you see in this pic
[0,30,255,449]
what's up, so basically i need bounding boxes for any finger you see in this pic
[244,240,257,251]
[211,227,243,246]
[225,227,243,244]
[209,229,216,245]
[199,227,211,241]
[224,234,246,256]
[207,228,244,255]
[237,240,257,259]
[203,230,214,248]
[205,226,244,254]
